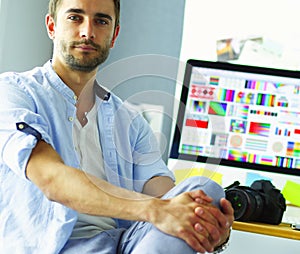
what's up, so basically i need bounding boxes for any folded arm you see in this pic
[143,173,234,252]
[26,141,233,253]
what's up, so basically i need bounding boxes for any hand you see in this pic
[193,197,234,251]
[150,190,219,253]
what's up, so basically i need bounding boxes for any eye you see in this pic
[95,18,110,26]
[68,15,82,22]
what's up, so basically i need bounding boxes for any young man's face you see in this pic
[47,0,119,72]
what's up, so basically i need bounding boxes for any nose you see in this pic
[80,19,95,40]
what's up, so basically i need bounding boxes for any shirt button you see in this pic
[68,117,74,122]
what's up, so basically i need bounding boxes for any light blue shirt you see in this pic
[0,61,174,254]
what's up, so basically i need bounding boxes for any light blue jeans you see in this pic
[60,176,225,254]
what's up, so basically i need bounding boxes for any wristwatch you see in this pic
[212,230,231,253]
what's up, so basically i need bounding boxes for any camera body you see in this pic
[225,180,286,225]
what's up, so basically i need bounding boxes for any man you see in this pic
[0,0,234,253]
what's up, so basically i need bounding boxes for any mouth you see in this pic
[73,44,97,52]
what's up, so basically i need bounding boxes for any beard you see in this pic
[60,39,111,72]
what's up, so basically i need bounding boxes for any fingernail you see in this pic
[195,207,204,215]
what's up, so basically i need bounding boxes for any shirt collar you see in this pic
[44,60,111,103]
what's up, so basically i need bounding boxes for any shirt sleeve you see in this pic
[132,113,175,185]
[0,74,52,180]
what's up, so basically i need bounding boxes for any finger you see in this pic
[194,207,218,227]
[220,198,234,216]
[194,207,222,244]
[194,197,210,205]
[189,190,213,203]
[198,220,221,244]
[205,205,231,229]
[180,230,213,253]
[220,198,234,227]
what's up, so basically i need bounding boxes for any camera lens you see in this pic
[226,190,248,220]
[226,187,264,222]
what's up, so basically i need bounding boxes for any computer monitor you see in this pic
[169,59,300,177]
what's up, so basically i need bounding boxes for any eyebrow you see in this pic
[65,8,113,21]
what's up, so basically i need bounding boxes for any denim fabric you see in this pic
[61,176,225,254]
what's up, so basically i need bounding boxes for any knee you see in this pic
[180,175,217,189]
[181,176,225,207]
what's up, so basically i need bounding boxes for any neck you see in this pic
[51,59,98,126]
[52,59,98,97]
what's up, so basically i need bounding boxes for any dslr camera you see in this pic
[225,180,286,225]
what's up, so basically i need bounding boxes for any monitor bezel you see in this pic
[169,59,300,177]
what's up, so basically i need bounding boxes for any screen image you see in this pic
[170,60,300,176]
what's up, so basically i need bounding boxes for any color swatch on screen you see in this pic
[210,133,228,147]
[230,120,247,133]
[217,88,235,102]
[191,100,206,113]
[249,122,270,137]
[248,153,260,163]
[209,76,219,86]
[287,141,300,157]
[236,91,255,104]
[256,93,275,107]
[295,159,300,169]
[228,105,249,119]
[277,101,288,107]
[185,114,209,129]
[260,155,273,166]
[208,101,227,116]
[245,138,268,151]
[190,84,215,99]
[294,129,300,135]
[228,150,247,162]
[245,80,269,90]
[181,144,204,155]
[294,85,300,95]
[275,127,291,136]
[250,110,277,117]
[185,119,208,129]
[275,156,293,167]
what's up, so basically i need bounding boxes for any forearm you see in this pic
[142,176,175,197]
[26,141,161,222]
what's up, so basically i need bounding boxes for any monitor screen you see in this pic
[170,59,300,176]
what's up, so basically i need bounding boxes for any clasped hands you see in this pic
[154,189,234,253]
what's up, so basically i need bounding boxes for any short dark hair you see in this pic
[48,0,120,28]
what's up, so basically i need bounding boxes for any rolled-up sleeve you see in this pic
[0,75,52,179]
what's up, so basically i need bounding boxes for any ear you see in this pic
[110,25,120,48]
[45,14,56,40]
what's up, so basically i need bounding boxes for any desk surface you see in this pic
[233,221,300,240]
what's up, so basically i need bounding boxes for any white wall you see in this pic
[180,0,300,70]
[0,0,52,73]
